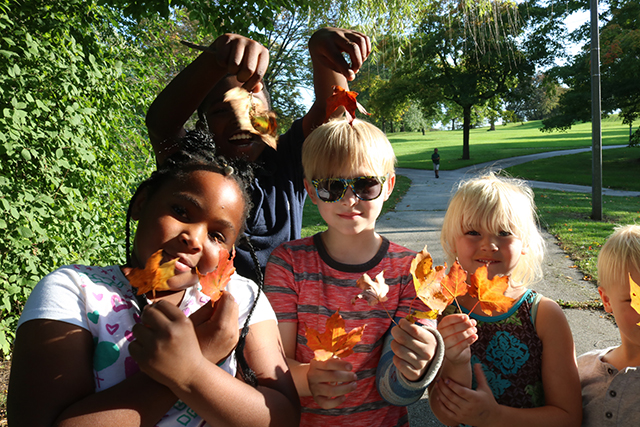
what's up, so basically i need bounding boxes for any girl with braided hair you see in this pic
[8,130,300,427]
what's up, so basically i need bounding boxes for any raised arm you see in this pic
[302,28,371,137]
[146,34,269,163]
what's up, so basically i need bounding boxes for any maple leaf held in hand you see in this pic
[126,249,177,296]
[440,260,469,302]
[198,247,236,303]
[325,85,370,125]
[629,273,640,326]
[410,246,449,314]
[467,264,516,315]
[352,271,389,306]
[305,311,366,361]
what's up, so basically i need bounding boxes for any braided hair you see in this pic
[125,129,263,386]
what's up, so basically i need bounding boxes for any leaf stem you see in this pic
[470,300,480,315]
[380,299,399,327]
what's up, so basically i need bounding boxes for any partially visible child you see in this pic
[578,224,640,426]
[8,131,300,426]
[264,119,446,427]
[146,28,371,284]
[430,172,582,427]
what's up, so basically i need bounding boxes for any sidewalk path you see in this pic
[376,146,638,426]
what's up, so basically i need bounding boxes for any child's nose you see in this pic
[481,236,498,251]
[341,186,359,205]
[180,224,207,253]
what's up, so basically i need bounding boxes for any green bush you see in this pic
[0,0,163,356]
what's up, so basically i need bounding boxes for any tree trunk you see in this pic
[489,120,496,131]
[422,127,425,135]
[390,121,394,133]
[462,105,471,160]
[451,119,455,131]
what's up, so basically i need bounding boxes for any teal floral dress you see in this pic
[461,289,545,408]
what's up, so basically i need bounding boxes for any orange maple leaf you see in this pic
[467,265,515,315]
[352,271,388,306]
[325,85,370,125]
[410,246,450,313]
[407,310,439,322]
[305,311,366,361]
[126,249,177,296]
[198,247,236,303]
[440,260,469,302]
[629,273,640,326]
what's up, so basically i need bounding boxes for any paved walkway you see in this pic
[375,145,639,426]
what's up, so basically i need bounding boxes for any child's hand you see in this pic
[433,364,501,427]
[437,313,477,365]
[211,33,269,93]
[307,357,358,409]
[308,28,371,81]
[189,292,240,365]
[390,318,438,381]
[129,300,206,392]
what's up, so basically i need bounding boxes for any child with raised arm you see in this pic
[146,28,371,284]
[578,224,640,426]
[8,131,300,427]
[264,118,446,426]
[430,173,582,427]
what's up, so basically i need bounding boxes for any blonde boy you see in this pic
[264,119,444,427]
[578,225,640,426]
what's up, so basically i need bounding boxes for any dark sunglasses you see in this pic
[311,175,387,203]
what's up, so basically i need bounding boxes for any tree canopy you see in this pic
[542,0,640,145]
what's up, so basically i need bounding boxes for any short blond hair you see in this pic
[302,119,396,181]
[440,172,545,287]
[598,225,640,291]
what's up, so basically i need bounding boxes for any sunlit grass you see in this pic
[389,116,632,171]
[535,190,640,281]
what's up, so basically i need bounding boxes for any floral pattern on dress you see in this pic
[486,331,530,375]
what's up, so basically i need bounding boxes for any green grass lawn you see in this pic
[534,190,640,281]
[505,147,640,191]
[389,116,633,171]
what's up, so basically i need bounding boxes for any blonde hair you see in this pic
[302,119,396,181]
[441,172,545,287]
[598,225,640,291]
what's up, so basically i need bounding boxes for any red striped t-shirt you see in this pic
[264,234,434,427]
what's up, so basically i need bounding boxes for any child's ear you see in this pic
[598,286,613,313]
[195,119,208,132]
[130,188,149,221]
[382,173,396,202]
[304,179,319,206]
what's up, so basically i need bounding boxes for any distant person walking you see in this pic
[431,148,440,178]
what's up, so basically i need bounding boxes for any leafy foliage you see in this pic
[0,0,167,357]
[543,0,640,136]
